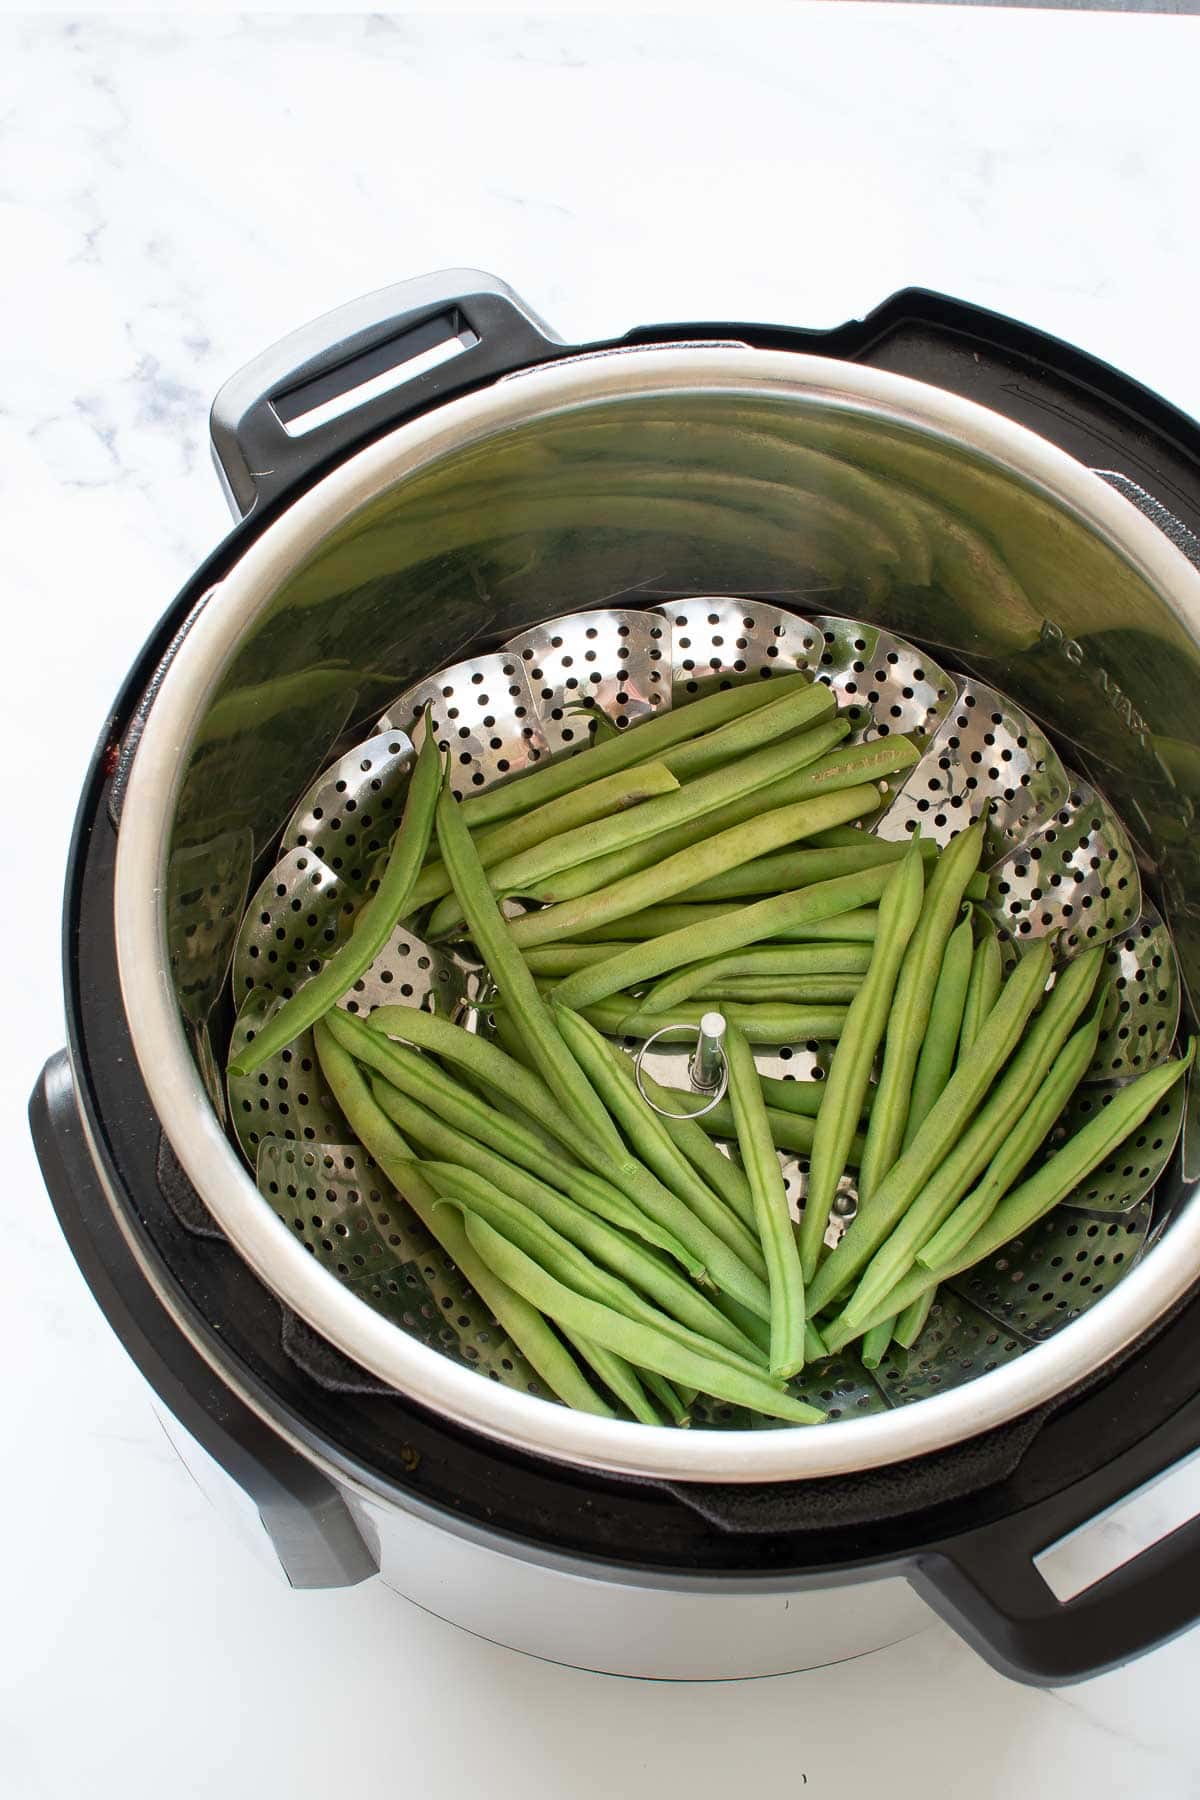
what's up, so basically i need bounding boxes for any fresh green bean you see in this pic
[805,936,1054,1317]
[552,1005,769,1277]
[644,943,874,1010]
[860,1317,895,1369]
[411,759,681,912]
[454,1207,827,1424]
[678,976,865,1005]
[835,945,1103,1329]
[418,1161,770,1379]
[659,678,837,779]
[457,672,820,828]
[479,717,856,907]
[798,841,926,1280]
[959,917,1002,1063]
[823,1041,1195,1350]
[512,784,883,953]
[856,820,986,1203]
[641,1371,692,1426]
[902,909,975,1150]
[893,1287,936,1349]
[331,1008,702,1272]
[566,1334,664,1424]
[436,778,626,1161]
[549,862,899,1007]
[725,1024,807,1377]
[675,839,936,903]
[918,1006,1103,1269]
[228,727,442,1077]
[573,904,881,945]
[600,1059,757,1234]
[570,998,850,1045]
[311,1022,613,1414]
[521,943,641,977]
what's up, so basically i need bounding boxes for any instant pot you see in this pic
[31,270,1200,1686]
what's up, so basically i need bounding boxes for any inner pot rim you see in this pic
[114,343,1200,1484]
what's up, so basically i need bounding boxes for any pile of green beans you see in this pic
[230,660,1192,1425]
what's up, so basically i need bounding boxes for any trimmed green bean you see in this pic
[676,839,935,903]
[552,1005,769,1278]
[805,935,1054,1316]
[823,1041,1195,1351]
[902,908,975,1150]
[436,778,626,1162]
[798,841,926,1280]
[641,1371,692,1426]
[659,678,836,779]
[457,672,819,828]
[418,1161,769,1379]
[567,1334,664,1424]
[480,717,854,906]
[549,861,899,1007]
[572,998,850,1045]
[411,758,681,913]
[602,1058,757,1234]
[512,783,883,953]
[725,1024,807,1377]
[860,1317,895,1369]
[228,727,441,1077]
[856,820,986,1203]
[311,1022,613,1415]
[836,944,1103,1329]
[959,917,1002,1063]
[455,1207,827,1424]
[644,943,873,1010]
[574,904,881,945]
[893,1287,936,1350]
[521,943,640,977]
[679,976,865,1005]
[918,1006,1103,1269]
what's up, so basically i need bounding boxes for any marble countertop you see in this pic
[5,9,1200,1797]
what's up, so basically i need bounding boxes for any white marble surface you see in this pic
[5,8,1200,1797]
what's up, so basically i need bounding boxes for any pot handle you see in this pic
[29,1051,378,1590]
[210,269,563,518]
[911,1386,1200,1685]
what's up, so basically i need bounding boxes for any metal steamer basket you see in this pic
[31,272,1200,1685]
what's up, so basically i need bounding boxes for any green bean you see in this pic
[798,841,926,1280]
[893,1287,936,1349]
[856,820,986,1203]
[660,678,837,779]
[517,731,923,909]
[679,976,865,1005]
[725,1024,807,1377]
[644,943,874,1010]
[571,998,850,1045]
[418,1161,769,1380]
[601,1059,757,1234]
[512,783,883,954]
[228,727,442,1078]
[330,1008,701,1272]
[574,904,881,945]
[902,909,975,1150]
[566,1334,664,1424]
[688,1097,848,1162]
[676,839,937,903]
[478,716,855,908]
[521,943,641,977]
[454,1207,827,1424]
[457,672,819,828]
[805,935,1054,1316]
[311,1022,613,1415]
[918,1006,1103,1269]
[436,778,626,1161]
[641,1371,692,1426]
[549,861,899,1007]
[959,917,1002,1063]
[411,759,681,912]
[835,945,1103,1329]
[860,1317,895,1369]
[552,1005,769,1278]
[823,1041,1195,1351]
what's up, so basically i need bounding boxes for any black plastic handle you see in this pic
[209,268,563,517]
[913,1385,1200,1685]
[29,1051,377,1590]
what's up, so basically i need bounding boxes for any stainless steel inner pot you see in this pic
[113,345,1200,1483]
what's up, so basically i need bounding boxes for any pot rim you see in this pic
[114,343,1200,1483]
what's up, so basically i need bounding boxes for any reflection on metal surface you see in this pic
[226,991,352,1163]
[985,778,1141,955]
[166,827,254,1025]
[1085,901,1182,1083]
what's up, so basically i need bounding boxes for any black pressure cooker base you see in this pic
[34,281,1200,1686]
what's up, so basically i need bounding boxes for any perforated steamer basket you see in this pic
[32,274,1200,1683]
